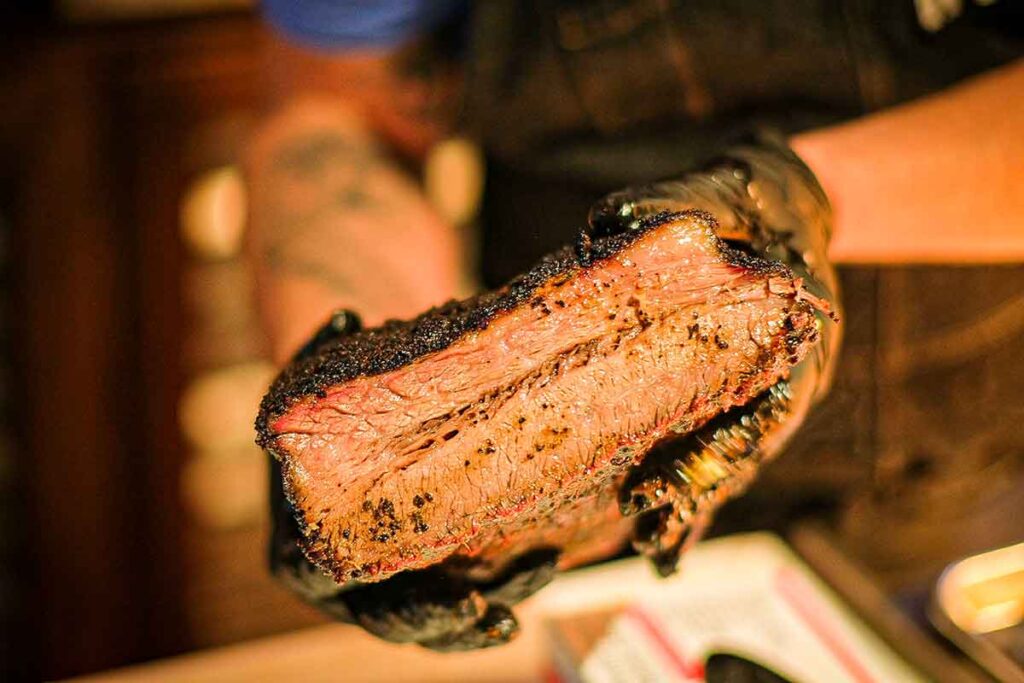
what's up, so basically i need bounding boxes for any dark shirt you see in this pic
[265,0,1024,581]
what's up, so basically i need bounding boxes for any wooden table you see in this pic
[73,607,550,683]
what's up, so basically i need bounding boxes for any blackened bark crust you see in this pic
[256,210,786,446]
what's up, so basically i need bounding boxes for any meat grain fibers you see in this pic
[257,210,825,586]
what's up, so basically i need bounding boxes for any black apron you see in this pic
[461,0,1024,586]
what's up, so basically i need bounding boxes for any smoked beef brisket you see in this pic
[257,210,825,587]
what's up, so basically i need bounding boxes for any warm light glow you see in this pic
[938,542,1024,634]
[181,452,267,530]
[178,361,275,452]
[424,137,484,227]
[180,166,248,259]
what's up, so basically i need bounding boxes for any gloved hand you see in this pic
[589,131,842,575]
[265,134,843,648]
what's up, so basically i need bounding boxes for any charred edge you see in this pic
[263,439,382,584]
[267,449,355,613]
[287,477,410,584]
[255,210,794,446]
[264,443,355,583]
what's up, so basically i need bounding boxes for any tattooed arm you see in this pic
[246,102,462,363]
[246,38,463,363]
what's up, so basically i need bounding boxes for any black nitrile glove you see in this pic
[265,134,843,647]
[589,132,842,574]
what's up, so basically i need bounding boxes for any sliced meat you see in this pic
[257,210,824,585]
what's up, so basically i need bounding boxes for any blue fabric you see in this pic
[263,0,467,50]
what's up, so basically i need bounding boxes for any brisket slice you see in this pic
[257,210,824,586]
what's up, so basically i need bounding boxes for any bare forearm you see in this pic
[245,99,461,363]
[792,58,1024,264]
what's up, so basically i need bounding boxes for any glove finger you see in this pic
[292,308,363,361]
[341,551,560,649]
[588,166,763,244]
[419,604,520,651]
[621,380,809,576]
[343,569,492,645]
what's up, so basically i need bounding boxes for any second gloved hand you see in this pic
[588,132,842,575]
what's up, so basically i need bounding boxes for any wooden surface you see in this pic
[71,532,946,683]
[73,607,550,683]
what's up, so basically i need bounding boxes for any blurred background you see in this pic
[1,1,1022,681]
[0,3,330,680]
